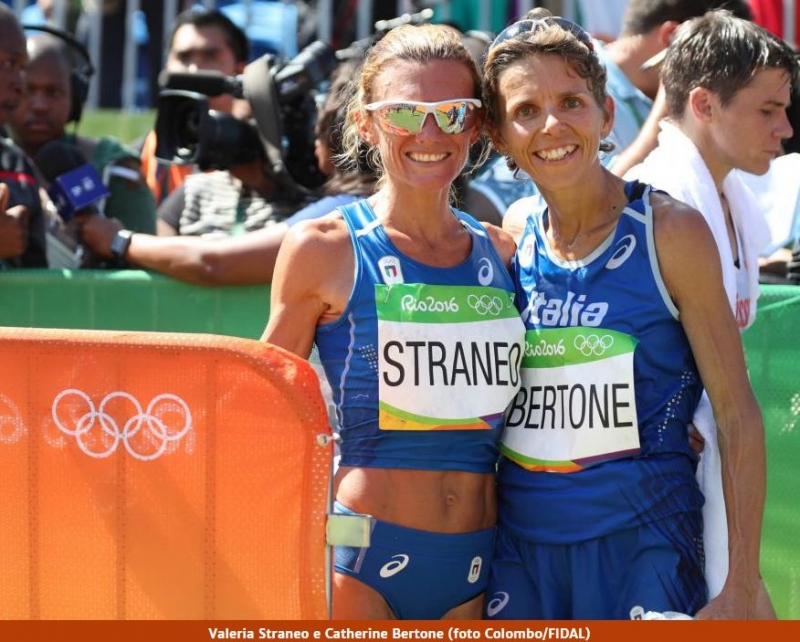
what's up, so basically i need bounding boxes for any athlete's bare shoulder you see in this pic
[483,221,518,269]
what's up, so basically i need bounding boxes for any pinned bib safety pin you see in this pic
[630,605,693,620]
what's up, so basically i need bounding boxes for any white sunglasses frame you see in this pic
[363,98,483,135]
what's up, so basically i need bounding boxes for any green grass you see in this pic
[78,109,156,147]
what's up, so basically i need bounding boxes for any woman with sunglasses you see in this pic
[262,24,525,620]
[481,9,767,619]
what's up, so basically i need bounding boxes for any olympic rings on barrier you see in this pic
[573,333,614,357]
[467,294,504,316]
[51,389,192,461]
[0,394,24,444]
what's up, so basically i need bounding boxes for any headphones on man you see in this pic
[22,24,96,124]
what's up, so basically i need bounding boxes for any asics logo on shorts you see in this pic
[605,234,636,270]
[379,554,410,578]
[486,591,510,617]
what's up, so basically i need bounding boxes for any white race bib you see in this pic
[501,327,641,471]
[376,283,525,431]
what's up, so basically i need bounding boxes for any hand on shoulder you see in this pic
[484,221,519,269]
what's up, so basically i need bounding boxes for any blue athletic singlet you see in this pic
[499,181,705,543]
[315,200,525,472]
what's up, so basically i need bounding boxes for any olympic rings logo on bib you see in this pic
[467,294,504,316]
[573,333,614,357]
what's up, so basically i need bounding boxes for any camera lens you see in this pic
[174,103,201,161]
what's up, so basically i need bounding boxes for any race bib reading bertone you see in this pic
[501,327,641,472]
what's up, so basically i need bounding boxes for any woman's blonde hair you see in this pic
[340,23,486,192]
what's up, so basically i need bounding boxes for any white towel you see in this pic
[737,153,800,256]
[626,121,770,329]
[625,121,771,598]
[693,392,727,597]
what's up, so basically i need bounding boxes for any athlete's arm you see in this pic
[653,193,765,620]
[261,214,353,358]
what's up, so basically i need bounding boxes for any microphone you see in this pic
[34,141,109,222]
[158,69,244,98]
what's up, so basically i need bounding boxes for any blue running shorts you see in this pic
[484,510,707,620]
[333,502,495,619]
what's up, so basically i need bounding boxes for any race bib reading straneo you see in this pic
[376,283,524,431]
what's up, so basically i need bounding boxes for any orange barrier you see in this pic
[0,327,332,620]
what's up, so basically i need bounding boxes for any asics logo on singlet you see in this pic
[486,592,510,617]
[477,258,494,286]
[574,333,614,356]
[605,234,636,270]
[379,554,410,578]
[467,294,504,316]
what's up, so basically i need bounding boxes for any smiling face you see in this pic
[704,67,793,177]
[362,58,481,194]
[491,53,612,193]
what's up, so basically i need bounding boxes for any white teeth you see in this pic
[536,145,576,161]
[408,152,447,162]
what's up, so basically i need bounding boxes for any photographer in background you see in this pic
[6,33,157,237]
[78,59,377,285]
[152,20,344,239]
[0,6,47,269]
[138,8,250,212]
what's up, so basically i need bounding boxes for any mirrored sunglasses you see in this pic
[490,17,595,54]
[364,99,482,136]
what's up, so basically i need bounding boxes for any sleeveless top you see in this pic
[499,181,704,543]
[315,199,525,473]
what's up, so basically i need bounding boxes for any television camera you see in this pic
[153,8,438,193]
[154,40,339,192]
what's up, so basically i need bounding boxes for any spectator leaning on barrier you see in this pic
[6,33,157,236]
[0,6,47,269]
[78,58,377,286]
